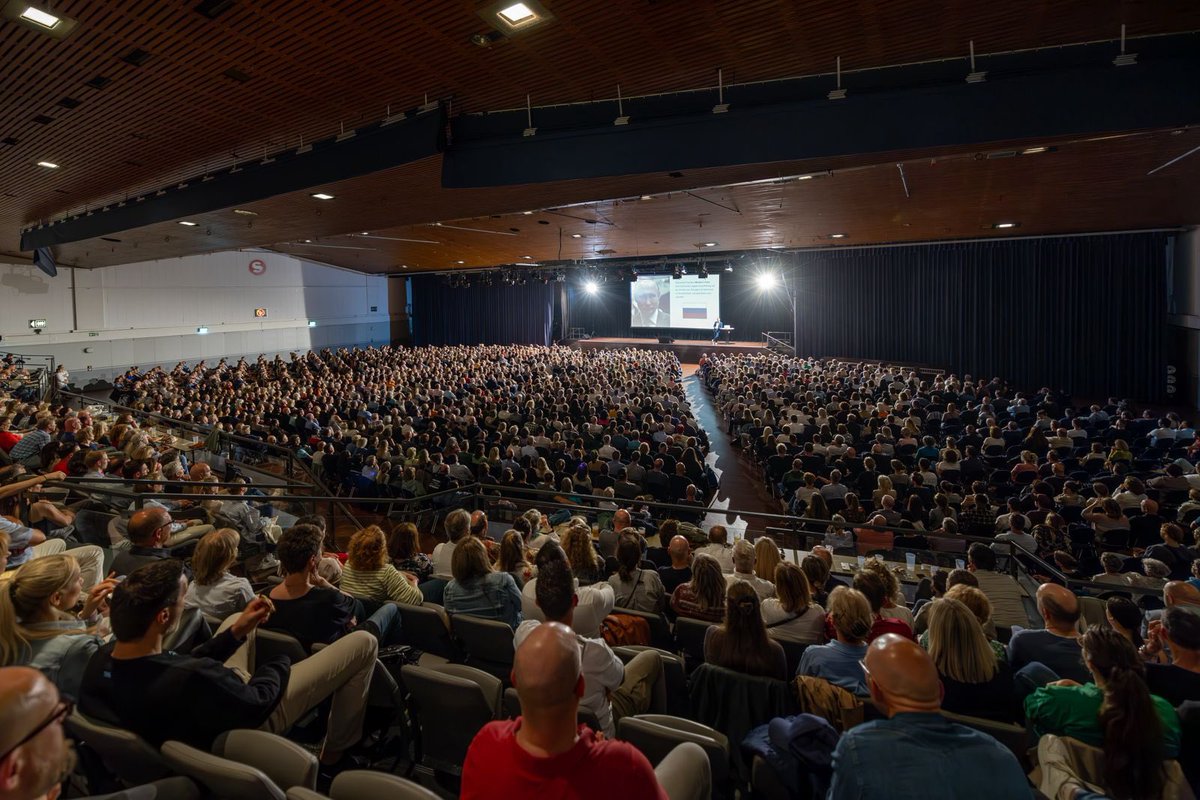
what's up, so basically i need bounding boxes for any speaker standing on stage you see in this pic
[712,318,722,343]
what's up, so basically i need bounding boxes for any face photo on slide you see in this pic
[631,277,671,328]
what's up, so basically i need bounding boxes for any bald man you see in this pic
[110,508,177,577]
[827,634,1031,800]
[461,622,668,800]
[598,509,632,559]
[0,667,74,800]
[1008,583,1090,686]
[657,535,693,594]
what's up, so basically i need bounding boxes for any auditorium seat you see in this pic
[286,770,441,800]
[397,602,460,664]
[450,613,516,684]
[617,714,730,793]
[940,711,1032,772]
[161,729,318,800]
[66,710,172,787]
[672,617,714,670]
[400,664,502,776]
[503,686,602,732]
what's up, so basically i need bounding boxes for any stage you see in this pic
[567,337,767,361]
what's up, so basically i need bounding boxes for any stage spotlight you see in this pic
[584,279,599,294]
[756,272,779,291]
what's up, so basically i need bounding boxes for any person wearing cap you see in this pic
[827,633,1032,799]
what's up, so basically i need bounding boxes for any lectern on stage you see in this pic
[713,325,734,343]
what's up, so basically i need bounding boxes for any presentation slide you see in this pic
[629,275,721,330]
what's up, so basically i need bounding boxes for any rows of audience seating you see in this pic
[0,346,1199,799]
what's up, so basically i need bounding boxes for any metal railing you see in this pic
[0,349,54,402]
[762,331,794,355]
[54,389,364,532]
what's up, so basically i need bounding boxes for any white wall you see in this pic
[0,251,397,382]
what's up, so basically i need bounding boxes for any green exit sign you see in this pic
[88,332,99,337]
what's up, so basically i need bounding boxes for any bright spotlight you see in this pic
[756,272,779,291]
[584,280,599,295]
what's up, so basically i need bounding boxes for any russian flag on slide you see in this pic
[682,307,708,319]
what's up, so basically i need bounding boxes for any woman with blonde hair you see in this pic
[561,519,602,585]
[184,528,253,619]
[341,525,422,606]
[796,586,873,696]
[754,537,782,584]
[761,561,826,644]
[924,597,1015,721]
[0,554,118,698]
[871,475,894,509]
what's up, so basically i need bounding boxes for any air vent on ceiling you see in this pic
[32,115,54,125]
[194,0,235,18]
[597,248,616,254]
[1,137,18,146]
[84,75,112,90]
[223,67,251,83]
[121,48,152,67]
[57,97,81,109]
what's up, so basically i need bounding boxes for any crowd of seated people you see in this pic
[4,345,1200,798]
[101,344,715,509]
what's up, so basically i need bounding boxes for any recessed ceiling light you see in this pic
[703,242,718,247]
[797,174,814,180]
[522,210,533,215]
[456,260,465,264]
[1022,146,1048,155]
[178,221,197,226]
[829,233,847,239]
[994,222,1018,229]
[311,192,334,200]
[571,233,582,238]
[498,2,534,23]
[361,231,369,235]
[640,195,652,200]
[522,255,533,259]
[36,160,59,169]
[232,208,257,216]
[19,5,60,29]
[303,239,312,243]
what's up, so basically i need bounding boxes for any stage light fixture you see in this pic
[584,279,599,295]
[756,272,779,291]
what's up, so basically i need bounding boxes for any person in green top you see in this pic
[1025,626,1179,800]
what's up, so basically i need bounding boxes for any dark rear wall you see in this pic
[792,232,1169,403]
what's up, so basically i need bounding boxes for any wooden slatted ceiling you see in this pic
[21,127,1199,273]
[2,0,1199,248]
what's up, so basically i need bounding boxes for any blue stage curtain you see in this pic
[792,233,1169,402]
[410,277,553,346]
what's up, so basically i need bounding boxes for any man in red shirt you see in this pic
[460,622,667,800]
[0,417,21,453]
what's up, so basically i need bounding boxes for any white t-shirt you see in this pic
[725,570,776,600]
[521,578,614,639]
[761,600,826,644]
[430,540,457,579]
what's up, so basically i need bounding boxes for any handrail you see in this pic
[762,331,795,356]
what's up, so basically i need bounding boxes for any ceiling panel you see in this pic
[3,0,1199,258]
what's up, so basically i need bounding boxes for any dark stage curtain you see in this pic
[566,269,793,342]
[410,277,554,346]
[792,233,1169,402]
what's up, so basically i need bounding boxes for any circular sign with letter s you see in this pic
[248,259,266,275]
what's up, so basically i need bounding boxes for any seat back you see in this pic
[940,710,1032,771]
[777,639,809,677]
[213,730,319,793]
[1076,595,1107,629]
[163,607,209,654]
[397,603,460,661]
[74,509,118,547]
[254,627,309,664]
[329,770,441,799]
[618,714,730,788]
[613,645,690,717]
[612,606,676,652]
[450,614,516,683]
[672,617,713,668]
[400,664,501,773]
[65,711,171,786]
[161,740,286,800]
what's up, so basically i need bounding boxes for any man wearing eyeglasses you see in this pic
[109,508,187,578]
[0,667,74,800]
